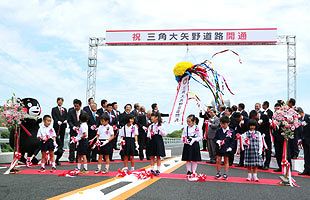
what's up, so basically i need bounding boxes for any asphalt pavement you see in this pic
[0,144,309,200]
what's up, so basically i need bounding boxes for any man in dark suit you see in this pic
[136,106,148,160]
[83,97,94,114]
[151,103,169,117]
[51,97,68,165]
[297,107,310,175]
[131,103,140,120]
[217,105,226,118]
[105,103,118,161]
[287,98,299,159]
[119,104,133,127]
[97,99,108,117]
[260,101,273,170]
[67,99,87,162]
[272,102,289,172]
[225,107,238,166]
[235,112,249,167]
[86,102,99,162]
[238,103,248,118]
[111,102,121,150]
[199,106,212,151]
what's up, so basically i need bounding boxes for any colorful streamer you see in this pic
[172,49,240,107]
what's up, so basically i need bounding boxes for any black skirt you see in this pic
[120,137,136,156]
[181,142,201,161]
[77,138,88,155]
[148,134,166,157]
[98,139,112,155]
[41,138,55,152]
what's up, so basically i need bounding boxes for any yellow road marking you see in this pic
[48,163,152,200]
[112,161,185,200]
[48,158,185,200]
[47,177,117,200]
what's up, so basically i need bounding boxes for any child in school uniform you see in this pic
[147,112,167,176]
[119,114,139,172]
[37,115,57,172]
[242,119,263,181]
[181,114,202,176]
[95,114,115,174]
[75,113,89,173]
[214,116,235,180]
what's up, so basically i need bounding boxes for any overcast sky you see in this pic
[0,0,309,129]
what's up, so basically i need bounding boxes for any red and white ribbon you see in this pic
[261,134,268,150]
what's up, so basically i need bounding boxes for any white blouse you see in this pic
[97,124,114,140]
[182,125,202,141]
[147,123,167,137]
[119,124,138,138]
[78,122,88,139]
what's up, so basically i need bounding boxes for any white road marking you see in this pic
[60,156,182,200]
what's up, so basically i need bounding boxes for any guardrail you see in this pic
[0,127,182,152]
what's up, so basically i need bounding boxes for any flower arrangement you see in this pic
[0,94,26,131]
[272,105,300,140]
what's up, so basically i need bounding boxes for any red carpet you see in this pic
[159,173,280,186]
[10,167,307,187]
[18,168,118,177]
[0,159,148,167]
[198,162,310,179]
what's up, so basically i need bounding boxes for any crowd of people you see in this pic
[36,96,310,181]
[39,97,168,175]
[198,98,310,180]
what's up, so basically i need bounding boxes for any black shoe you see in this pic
[69,160,74,163]
[262,166,269,170]
[274,168,282,172]
[110,159,115,162]
[91,159,98,162]
[19,157,27,164]
[236,164,244,167]
[292,156,298,159]
[56,161,61,166]
[210,160,216,164]
[187,171,192,176]
[215,172,221,179]
[32,157,39,165]
[298,171,310,176]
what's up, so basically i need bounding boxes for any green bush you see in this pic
[166,129,182,138]
[0,129,10,138]
[1,128,13,152]
[1,143,13,152]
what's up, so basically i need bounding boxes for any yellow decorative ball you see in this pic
[173,61,193,76]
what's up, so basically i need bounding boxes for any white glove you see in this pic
[239,120,244,126]
[101,140,109,146]
[189,138,197,146]
[73,126,79,131]
[53,141,58,148]
[91,125,97,130]
[226,147,232,152]
[216,140,222,146]
[63,120,67,124]
[57,121,62,125]
[258,119,263,125]
[142,126,148,131]
[135,142,139,150]
[302,121,307,126]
